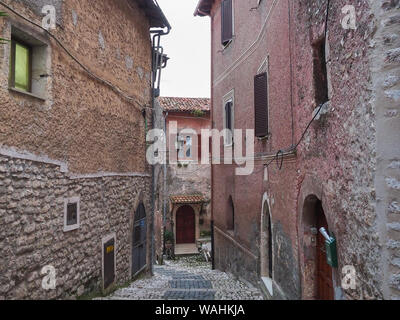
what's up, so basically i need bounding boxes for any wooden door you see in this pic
[132,203,147,275]
[316,206,334,300]
[103,238,115,289]
[176,205,195,244]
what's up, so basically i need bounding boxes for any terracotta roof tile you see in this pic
[170,194,206,204]
[158,97,210,112]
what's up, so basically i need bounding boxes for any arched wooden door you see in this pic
[176,205,195,244]
[316,201,334,300]
[132,203,147,275]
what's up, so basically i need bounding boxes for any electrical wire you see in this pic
[0,1,151,112]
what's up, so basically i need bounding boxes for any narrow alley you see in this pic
[99,256,264,300]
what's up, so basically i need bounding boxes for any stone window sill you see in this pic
[63,224,80,233]
[9,87,46,101]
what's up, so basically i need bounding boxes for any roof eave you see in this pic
[194,0,213,16]
[135,0,171,29]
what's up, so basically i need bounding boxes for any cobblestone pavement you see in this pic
[100,255,265,300]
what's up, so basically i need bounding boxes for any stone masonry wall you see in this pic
[369,0,400,300]
[0,0,154,299]
[0,0,152,173]
[0,154,151,299]
[294,0,383,299]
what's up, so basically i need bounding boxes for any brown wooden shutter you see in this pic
[254,72,269,137]
[221,0,233,46]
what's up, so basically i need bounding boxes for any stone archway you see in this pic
[260,193,273,278]
[260,193,274,297]
[297,175,337,300]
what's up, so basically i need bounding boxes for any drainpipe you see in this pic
[210,16,215,271]
[150,24,171,276]
[163,111,168,256]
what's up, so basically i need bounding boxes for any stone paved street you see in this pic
[100,255,265,300]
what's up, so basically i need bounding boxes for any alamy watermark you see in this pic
[41,5,56,30]
[41,265,56,290]
[341,5,357,30]
[146,122,255,176]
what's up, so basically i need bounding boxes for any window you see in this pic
[313,38,329,106]
[9,39,31,92]
[185,136,192,158]
[67,203,78,226]
[8,26,50,99]
[227,195,235,231]
[63,197,80,232]
[224,100,233,145]
[254,72,269,138]
[221,0,233,46]
[223,90,234,146]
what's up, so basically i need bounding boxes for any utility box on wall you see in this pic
[325,237,338,268]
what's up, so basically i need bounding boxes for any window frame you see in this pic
[9,37,32,93]
[222,89,235,147]
[63,197,80,232]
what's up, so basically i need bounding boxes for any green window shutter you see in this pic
[14,41,30,92]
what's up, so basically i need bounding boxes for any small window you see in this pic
[227,195,235,231]
[221,0,233,46]
[63,197,80,232]
[67,203,78,226]
[9,39,32,92]
[177,134,193,160]
[185,136,192,158]
[224,100,233,145]
[313,38,329,106]
[254,72,269,138]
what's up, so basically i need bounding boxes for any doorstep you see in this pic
[174,243,199,256]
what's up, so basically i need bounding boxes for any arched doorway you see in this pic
[260,194,274,296]
[302,195,334,300]
[132,202,147,276]
[176,205,195,244]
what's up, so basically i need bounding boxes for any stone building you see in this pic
[153,97,211,258]
[0,0,169,299]
[195,0,400,300]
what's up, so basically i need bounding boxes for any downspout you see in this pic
[163,111,168,256]
[150,24,171,276]
[210,14,215,271]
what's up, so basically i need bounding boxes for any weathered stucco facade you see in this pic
[0,0,168,299]
[153,97,211,258]
[196,0,400,300]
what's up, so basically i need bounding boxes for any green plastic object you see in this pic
[325,237,338,268]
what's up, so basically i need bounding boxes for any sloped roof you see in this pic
[159,97,210,112]
[170,194,206,204]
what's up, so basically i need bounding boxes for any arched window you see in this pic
[227,195,235,231]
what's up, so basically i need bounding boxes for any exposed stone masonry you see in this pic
[0,154,151,299]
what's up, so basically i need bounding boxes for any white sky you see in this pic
[156,0,211,98]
